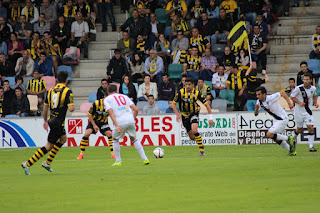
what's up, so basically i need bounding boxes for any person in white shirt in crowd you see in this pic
[212,65,228,98]
[137,74,158,101]
[22,0,39,24]
[15,50,34,77]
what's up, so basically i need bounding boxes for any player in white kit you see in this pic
[104,84,149,166]
[254,86,296,155]
[290,72,319,152]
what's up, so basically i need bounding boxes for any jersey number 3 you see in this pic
[114,95,127,106]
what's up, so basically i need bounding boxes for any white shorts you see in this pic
[112,123,136,140]
[294,112,314,128]
[268,118,289,134]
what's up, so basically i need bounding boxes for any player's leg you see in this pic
[77,128,93,159]
[191,123,205,156]
[111,125,125,166]
[104,130,115,158]
[306,124,316,152]
[128,123,149,165]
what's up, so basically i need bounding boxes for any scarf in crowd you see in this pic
[313,34,320,50]
[11,6,21,21]
[24,6,34,22]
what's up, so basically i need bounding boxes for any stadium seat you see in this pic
[219,89,235,105]
[88,92,97,103]
[156,100,169,114]
[212,43,226,60]
[307,59,320,75]
[80,102,92,114]
[27,95,38,112]
[137,101,148,112]
[155,8,167,24]
[168,64,183,80]
[23,76,33,88]
[57,65,72,81]
[5,77,15,87]
[110,82,120,92]
[63,48,80,65]
[133,82,138,92]
[205,81,213,90]
[42,76,56,91]
[211,99,228,112]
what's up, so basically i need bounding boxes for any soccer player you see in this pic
[21,71,74,175]
[290,72,319,152]
[254,86,295,155]
[172,77,214,156]
[77,91,115,160]
[104,84,149,166]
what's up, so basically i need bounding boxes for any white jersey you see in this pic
[212,73,228,88]
[256,92,288,120]
[290,84,316,115]
[104,93,135,126]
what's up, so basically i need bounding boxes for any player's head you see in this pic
[185,77,194,92]
[57,70,68,84]
[255,86,267,101]
[303,72,313,88]
[197,77,204,88]
[101,78,108,89]
[107,84,118,94]
[300,61,308,72]
[289,78,295,88]
[147,95,155,105]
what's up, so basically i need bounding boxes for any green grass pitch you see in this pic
[1,145,320,213]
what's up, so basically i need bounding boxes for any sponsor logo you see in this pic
[68,119,83,134]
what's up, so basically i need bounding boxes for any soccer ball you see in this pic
[153,147,165,158]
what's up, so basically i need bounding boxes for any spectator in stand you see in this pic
[255,13,269,37]
[26,70,47,115]
[178,74,187,90]
[60,0,76,27]
[210,8,234,48]
[171,30,189,52]
[136,34,149,59]
[117,31,135,57]
[309,26,320,59]
[0,35,7,57]
[34,51,54,77]
[13,75,27,94]
[196,78,212,105]
[239,0,261,26]
[135,0,151,22]
[74,0,91,24]
[190,0,204,28]
[207,0,219,20]
[22,0,39,24]
[235,49,250,69]
[130,53,145,83]
[148,13,165,49]
[15,50,34,77]
[262,0,273,24]
[70,11,89,59]
[226,64,247,111]
[196,12,215,38]
[118,9,149,39]
[165,0,187,20]
[154,33,170,54]
[6,87,30,118]
[182,46,202,82]
[0,1,6,21]
[42,31,62,74]
[245,68,269,111]
[143,94,161,114]
[14,15,32,48]
[8,32,24,66]
[158,73,176,101]
[40,0,57,25]
[52,15,70,54]
[119,75,137,104]
[33,13,51,37]
[97,0,116,32]
[169,15,190,39]
[96,78,108,100]
[281,78,296,96]
[0,86,5,117]
[144,49,164,84]
[137,74,158,101]
[293,0,310,7]
[219,46,235,72]
[189,28,210,56]
[166,100,174,113]
[106,49,130,83]
[212,65,228,97]
[250,25,268,73]
[0,16,11,42]
[8,0,21,27]
[239,13,251,35]
[200,48,218,81]
[0,53,14,80]
[28,31,42,60]
[220,0,238,22]
[3,79,14,102]
[297,61,313,86]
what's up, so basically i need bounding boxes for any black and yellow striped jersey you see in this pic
[173,88,207,117]
[44,38,62,57]
[74,4,91,18]
[61,5,76,18]
[0,97,3,115]
[184,54,201,71]
[28,40,41,60]
[189,35,210,54]
[226,70,246,91]
[44,83,74,125]
[195,84,212,100]
[26,78,47,92]
[172,19,190,34]
[88,99,109,124]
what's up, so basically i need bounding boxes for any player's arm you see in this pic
[279,91,293,109]
[245,65,252,76]
[204,102,213,127]
[171,102,181,122]
[43,104,49,131]
[130,104,139,118]
[88,113,99,133]
[313,94,319,108]
[67,91,75,112]
[254,103,260,116]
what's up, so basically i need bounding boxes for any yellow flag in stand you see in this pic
[228,21,248,52]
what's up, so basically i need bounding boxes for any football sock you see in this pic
[113,140,122,163]
[80,137,89,154]
[275,134,288,141]
[27,147,48,167]
[279,141,290,151]
[194,133,204,152]
[307,133,314,149]
[108,137,114,155]
[46,143,63,165]
[133,139,147,161]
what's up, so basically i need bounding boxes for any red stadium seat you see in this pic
[80,102,92,114]
[42,76,56,91]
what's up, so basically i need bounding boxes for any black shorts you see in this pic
[182,113,199,132]
[86,122,111,136]
[47,117,66,144]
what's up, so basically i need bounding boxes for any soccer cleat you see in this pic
[111,154,116,159]
[287,136,295,153]
[77,153,84,160]
[309,147,317,152]
[144,159,150,165]
[21,161,30,175]
[288,151,297,156]
[200,151,205,156]
[112,161,122,166]
[42,161,53,172]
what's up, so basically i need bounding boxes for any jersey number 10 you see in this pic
[114,95,127,106]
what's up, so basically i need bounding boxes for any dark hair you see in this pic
[148,94,154,98]
[3,80,9,84]
[303,72,313,79]
[162,73,169,78]
[32,31,40,37]
[10,32,17,39]
[0,86,3,91]
[156,33,167,52]
[57,70,68,83]
[101,78,108,83]
[40,51,46,56]
[185,77,194,83]
[114,49,121,54]
[132,52,143,66]
[44,31,51,36]
[33,70,40,74]
[253,24,260,28]
[198,77,204,82]
[181,74,187,79]
[132,9,139,13]
[300,61,308,66]
[144,74,151,79]
[40,13,46,17]
[15,75,23,83]
[108,84,117,93]
[256,86,267,94]
[15,87,22,92]
[289,78,295,82]
[232,64,238,69]
[250,69,258,76]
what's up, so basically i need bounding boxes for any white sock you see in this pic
[308,135,314,149]
[279,141,290,151]
[276,134,288,141]
[133,139,147,161]
[113,141,122,163]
